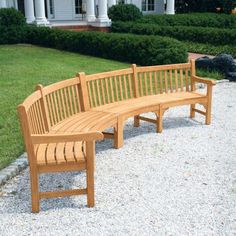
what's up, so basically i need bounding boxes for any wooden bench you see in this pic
[18,60,215,212]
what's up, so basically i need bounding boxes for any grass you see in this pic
[0,44,223,170]
[0,44,128,170]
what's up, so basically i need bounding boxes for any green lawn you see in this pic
[0,44,222,170]
[0,44,128,170]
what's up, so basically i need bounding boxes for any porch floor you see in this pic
[49,20,88,27]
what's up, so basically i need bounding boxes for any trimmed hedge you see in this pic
[111,21,236,46]
[108,4,142,22]
[0,8,26,27]
[23,26,187,66]
[138,13,236,28]
[0,8,27,44]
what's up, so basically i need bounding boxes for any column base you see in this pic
[87,16,97,22]
[35,18,50,26]
[91,18,111,27]
[26,18,35,24]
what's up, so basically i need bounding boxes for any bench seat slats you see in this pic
[36,141,85,166]
[91,92,206,116]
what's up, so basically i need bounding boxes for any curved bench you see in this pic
[18,60,215,212]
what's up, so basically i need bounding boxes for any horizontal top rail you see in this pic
[86,68,133,82]
[137,63,191,73]
[42,77,79,95]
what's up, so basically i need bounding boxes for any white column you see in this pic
[0,0,7,8]
[86,0,96,22]
[24,0,35,23]
[108,0,116,8]
[166,0,175,14]
[35,0,49,25]
[97,0,111,25]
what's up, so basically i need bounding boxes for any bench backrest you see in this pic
[82,60,195,108]
[38,78,83,128]
[83,68,135,109]
[136,62,192,97]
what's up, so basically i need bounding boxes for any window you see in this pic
[49,0,54,15]
[142,0,155,11]
[75,0,83,14]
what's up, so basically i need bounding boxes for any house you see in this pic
[0,0,175,27]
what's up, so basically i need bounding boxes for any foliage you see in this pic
[0,8,26,27]
[111,21,236,46]
[175,0,235,14]
[24,26,187,66]
[108,4,142,22]
[0,8,27,44]
[182,41,236,57]
[139,13,236,28]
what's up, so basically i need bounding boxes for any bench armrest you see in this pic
[31,131,104,144]
[192,75,216,86]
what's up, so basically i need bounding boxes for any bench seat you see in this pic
[50,111,117,133]
[35,141,85,169]
[91,92,206,118]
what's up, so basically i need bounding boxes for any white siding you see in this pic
[54,0,74,20]
[156,0,164,14]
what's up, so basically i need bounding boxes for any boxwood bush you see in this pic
[108,4,142,22]
[138,13,236,28]
[0,8,27,44]
[111,21,236,46]
[0,8,26,27]
[24,26,187,65]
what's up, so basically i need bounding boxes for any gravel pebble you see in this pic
[0,82,236,235]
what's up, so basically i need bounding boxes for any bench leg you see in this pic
[155,107,166,133]
[205,103,212,125]
[30,167,40,213]
[114,118,124,149]
[190,104,196,118]
[134,115,140,127]
[86,141,95,207]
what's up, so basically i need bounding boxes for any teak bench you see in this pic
[18,60,216,212]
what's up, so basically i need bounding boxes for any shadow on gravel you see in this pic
[97,116,201,153]
[0,115,201,214]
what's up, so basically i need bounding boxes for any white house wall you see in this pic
[53,0,74,20]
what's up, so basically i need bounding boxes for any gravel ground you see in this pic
[0,82,236,236]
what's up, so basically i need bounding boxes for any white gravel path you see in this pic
[0,82,236,236]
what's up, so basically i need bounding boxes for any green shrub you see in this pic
[111,21,236,46]
[0,8,27,44]
[108,4,142,22]
[139,13,236,28]
[25,26,187,65]
[175,0,235,14]
[221,0,235,14]
[0,8,26,27]
[182,41,236,57]
[0,26,28,44]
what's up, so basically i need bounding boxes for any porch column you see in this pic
[87,0,96,22]
[24,0,35,23]
[166,0,175,14]
[98,0,111,25]
[35,0,49,25]
[0,0,7,8]
[108,0,116,8]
